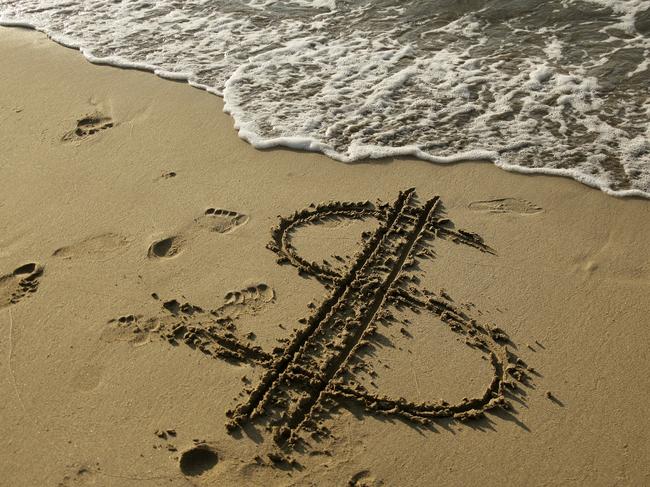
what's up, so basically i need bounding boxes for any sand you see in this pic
[1,27,649,487]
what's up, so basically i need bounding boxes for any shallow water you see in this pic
[1,0,649,196]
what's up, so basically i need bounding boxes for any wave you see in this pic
[2,0,649,198]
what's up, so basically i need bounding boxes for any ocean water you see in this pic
[1,0,649,197]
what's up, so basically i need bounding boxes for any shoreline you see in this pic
[1,22,648,199]
[1,26,649,486]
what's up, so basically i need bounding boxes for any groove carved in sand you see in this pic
[108,189,533,455]
[225,189,531,447]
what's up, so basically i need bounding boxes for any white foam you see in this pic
[1,0,648,198]
[581,0,650,32]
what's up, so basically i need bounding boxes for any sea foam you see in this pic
[1,0,649,197]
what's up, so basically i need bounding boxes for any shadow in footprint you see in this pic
[0,262,44,309]
[179,444,219,477]
[224,283,274,306]
[349,470,383,487]
[63,113,114,141]
[148,236,184,259]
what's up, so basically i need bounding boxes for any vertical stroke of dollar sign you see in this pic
[108,189,532,450]
[226,188,531,446]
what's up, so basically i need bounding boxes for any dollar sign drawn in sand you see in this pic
[107,189,532,450]
[226,188,532,446]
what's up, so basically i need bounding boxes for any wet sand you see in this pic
[1,27,649,486]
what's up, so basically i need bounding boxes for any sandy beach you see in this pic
[1,27,649,486]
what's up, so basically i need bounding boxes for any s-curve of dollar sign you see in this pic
[108,189,534,453]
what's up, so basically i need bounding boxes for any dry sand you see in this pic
[1,27,649,486]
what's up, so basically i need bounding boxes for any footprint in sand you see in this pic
[179,444,219,477]
[468,197,542,214]
[103,282,275,360]
[349,470,383,487]
[100,314,159,346]
[53,233,130,260]
[196,208,250,234]
[70,363,105,392]
[147,235,185,259]
[0,263,43,309]
[159,170,177,180]
[147,207,249,259]
[62,113,114,141]
[156,282,274,320]
[58,463,100,487]
[224,283,274,305]
[222,282,275,315]
[153,170,178,182]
